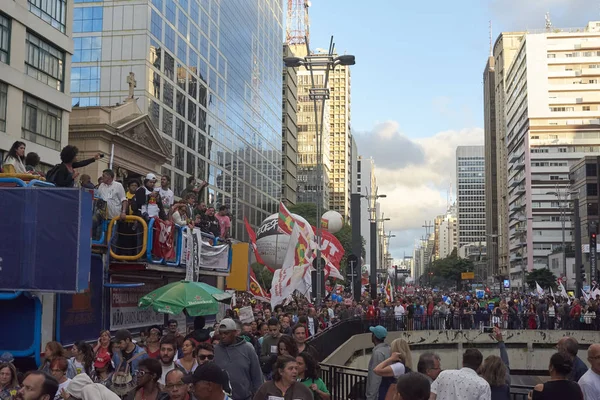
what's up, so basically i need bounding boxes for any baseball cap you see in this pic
[218,318,238,332]
[115,329,132,342]
[145,173,157,181]
[182,362,228,386]
[369,325,387,340]
[93,353,111,369]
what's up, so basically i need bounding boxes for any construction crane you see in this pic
[286,0,311,46]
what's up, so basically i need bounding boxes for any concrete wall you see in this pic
[325,330,600,371]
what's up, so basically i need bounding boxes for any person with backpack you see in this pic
[46,145,102,187]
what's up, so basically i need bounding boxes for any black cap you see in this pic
[115,329,131,342]
[182,362,228,387]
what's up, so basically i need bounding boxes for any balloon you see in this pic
[321,210,343,234]
[255,213,311,269]
[465,295,471,301]
[442,296,448,302]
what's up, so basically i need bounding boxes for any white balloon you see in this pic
[255,213,310,269]
[321,210,343,234]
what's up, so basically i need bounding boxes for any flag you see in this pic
[385,276,394,302]
[270,265,311,307]
[582,289,591,302]
[559,281,568,298]
[535,281,545,297]
[249,269,271,303]
[244,217,274,272]
[278,202,295,235]
[550,287,555,299]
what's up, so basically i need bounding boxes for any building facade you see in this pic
[437,205,458,259]
[70,0,284,240]
[493,32,524,282]
[296,69,330,207]
[328,63,352,221]
[456,146,486,249]
[504,22,600,288]
[0,0,73,165]
[357,156,376,267]
[282,44,298,206]
[483,55,499,278]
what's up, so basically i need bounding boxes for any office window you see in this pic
[165,25,175,53]
[0,14,9,64]
[0,82,6,132]
[150,10,162,41]
[73,36,101,62]
[165,0,176,24]
[73,7,103,32]
[25,33,65,91]
[22,94,62,151]
[28,0,66,33]
[71,66,99,93]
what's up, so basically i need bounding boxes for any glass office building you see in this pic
[72,0,284,239]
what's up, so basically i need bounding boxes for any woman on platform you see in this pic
[2,141,26,174]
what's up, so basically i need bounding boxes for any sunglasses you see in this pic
[198,354,214,361]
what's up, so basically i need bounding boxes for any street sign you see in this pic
[461,272,475,280]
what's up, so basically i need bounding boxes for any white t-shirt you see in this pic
[97,181,127,219]
[55,378,71,400]
[579,369,600,400]
[394,305,405,318]
[390,362,406,378]
[155,187,174,211]
[160,363,177,386]
[431,368,491,400]
[70,357,85,375]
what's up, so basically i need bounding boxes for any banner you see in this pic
[182,228,230,272]
[238,306,254,323]
[270,265,311,307]
[278,202,316,269]
[244,217,274,272]
[184,228,202,281]
[110,278,165,330]
[385,277,394,302]
[152,219,176,261]
[250,269,271,303]
[200,240,230,271]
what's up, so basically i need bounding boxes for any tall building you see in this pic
[456,146,486,248]
[282,44,298,206]
[492,32,525,285]
[504,21,600,288]
[296,69,331,207]
[0,0,73,165]
[70,0,284,239]
[437,204,458,259]
[357,156,376,266]
[328,63,352,221]
[483,55,499,278]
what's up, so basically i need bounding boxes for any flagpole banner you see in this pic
[250,269,271,303]
[183,228,202,281]
[200,240,230,271]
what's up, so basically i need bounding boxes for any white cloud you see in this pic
[489,0,594,31]
[356,123,484,257]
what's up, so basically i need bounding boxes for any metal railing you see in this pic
[106,216,149,261]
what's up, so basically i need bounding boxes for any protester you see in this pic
[396,372,430,400]
[529,352,583,399]
[253,355,312,400]
[174,339,198,374]
[366,326,391,400]
[430,349,491,400]
[416,352,442,383]
[578,343,600,400]
[183,362,229,400]
[2,141,26,174]
[296,352,330,400]
[112,329,148,378]
[123,358,165,400]
[64,373,120,400]
[70,342,94,376]
[39,342,77,379]
[48,357,71,400]
[557,337,588,382]
[0,362,19,399]
[158,335,183,386]
[17,371,59,400]
[46,146,102,187]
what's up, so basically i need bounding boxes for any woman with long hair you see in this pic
[373,338,413,400]
[93,330,112,357]
[175,339,198,373]
[40,342,77,379]
[527,303,537,330]
[144,326,162,359]
[529,352,583,399]
[91,352,114,387]
[480,327,511,400]
[70,341,94,376]
[277,335,299,358]
[296,352,330,400]
[253,355,313,400]
[2,141,26,174]
[0,363,19,399]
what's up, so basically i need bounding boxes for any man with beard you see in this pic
[158,335,185,386]
[16,372,58,400]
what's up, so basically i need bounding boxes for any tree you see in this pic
[251,262,273,290]
[525,268,557,291]
[287,203,365,275]
[426,250,474,290]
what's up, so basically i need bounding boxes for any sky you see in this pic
[305,0,595,263]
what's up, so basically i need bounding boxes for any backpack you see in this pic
[111,350,147,397]
[45,164,61,184]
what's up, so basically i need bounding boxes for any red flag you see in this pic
[151,218,176,260]
[312,226,344,269]
[249,269,271,303]
[244,217,274,272]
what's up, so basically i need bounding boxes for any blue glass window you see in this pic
[189,49,198,70]
[73,7,103,32]
[177,10,188,36]
[177,37,187,63]
[150,10,162,41]
[165,0,176,25]
[190,0,199,21]
[179,0,188,13]
[199,34,208,59]
[151,0,162,12]
[73,36,101,62]
[72,97,99,107]
[189,24,198,50]
[71,66,100,93]
[164,25,175,53]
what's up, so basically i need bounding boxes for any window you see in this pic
[164,25,175,53]
[22,94,62,150]
[72,36,101,62]
[28,0,66,33]
[25,33,65,91]
[0,14,9,64]
[150,11,162,40]
[165,0,176,24]
[0,82,6,132]
[583,106,591,111]
[71,66,99,93]
[73,7,103,32]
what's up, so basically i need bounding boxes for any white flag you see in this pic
[582,289,591,302]
[535,281,545,297]
[270,265,311,307]
[559,281,568,298]
[550,287,555,298]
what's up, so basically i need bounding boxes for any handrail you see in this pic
[106,216,148,260]
[0,177,27,187]
[0,292,42,365]
[0,291,23,300]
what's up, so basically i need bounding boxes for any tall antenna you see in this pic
[286,0,311,45]
[489,21,493,56]
[545,12,553,31]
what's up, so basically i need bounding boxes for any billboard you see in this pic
[58,255,104,344]
[0,188,92,292]
[110,277,165,330]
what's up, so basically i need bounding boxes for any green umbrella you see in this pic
[138,280,232,316]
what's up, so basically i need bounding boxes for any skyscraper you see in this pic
[282,44,298,206]
[502,21,600,287]
[357,156,376,266]
[0,0,73,164]
[456,146,486,249]
[70,0,284,239]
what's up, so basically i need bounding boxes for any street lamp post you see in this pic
[547,188,578,283]
[363,191,388,300]
[283,37,355,307]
